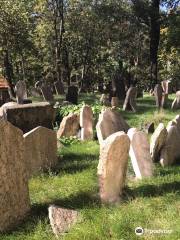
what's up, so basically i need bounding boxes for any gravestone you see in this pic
[96,108,129,145]
[54,81,65,95]
[100,94,111,106]
[128,128,153,179]
[24,127,58,178]
[0,119,30,232]
[98,132,130,204]
[123,87,137,112]
[29,86,41,97]
[35,80,43,89]
[150,123,167,162]
[66,86,78,105]
[49,205,79,236]
[154,84,163,108]
[15,81,28,104]
[2,102,55,133]
[111,97,120,108]
[40,84,54,102]
[160,121,180,166]
[171,91,180,110]
[80,105,93,140]
[144,122,155,134]
[57,113,80,138]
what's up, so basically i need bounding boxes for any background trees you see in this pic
[0,0,179,91]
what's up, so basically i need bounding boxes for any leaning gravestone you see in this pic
[15,81,28,104]
[96,108,129,145]
[0,119,30,232]
[2,102,55,133]
[98,132,130,204]
[123,87,137,112]
[57,113,80,138]
[24,127,58,178]
[66,86,78,105]
[100,94,111,107]
[150,123,167,162]
[160,121,180,166]
[128,128,153,179]
[154,84,163,108]
[54,81,65,95]
[171,91,180,110]
[40,84,54,102]
[80,105,93,140]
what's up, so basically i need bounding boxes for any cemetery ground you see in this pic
[1,94,180,240]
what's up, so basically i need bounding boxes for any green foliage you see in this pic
[59,136,80,146]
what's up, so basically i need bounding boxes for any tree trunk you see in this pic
[150,0,160,88]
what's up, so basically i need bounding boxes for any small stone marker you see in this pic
[123,87,137,112]
[15,81,28,104]
[0,119,30,232]
[54,81,65,95]
[66,86,78,105]
[24,126,58,178]
[160,121,180,166]
[98,132,130,204]
[96,108,129,144]
[57,113,80,138]
[49,205,79,236]
[40,84,54,102]
[171,91,180,110]
[80,105,93,140]
[154,84,163,108]
[128,128,153,179]
[150,123,167,162]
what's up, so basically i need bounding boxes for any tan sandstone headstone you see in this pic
[160,120,180,166]
[98,132,130,204]
[24,126,58,178]
[0,119,30,232]
[80,105,93,140]
[150,123,168,162]
[57,113,80,138]
[171,91,180,110]
[96,108,129,145]
[128,128,153,179]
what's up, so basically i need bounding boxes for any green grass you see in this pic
[1,94,180,240]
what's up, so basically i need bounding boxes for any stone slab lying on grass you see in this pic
[98,131,130,204]
[160,120,180,166]
[128,128,153,179]
[0,119,30,232]
[96,108,129,145]
[24,126,58,178]
[80,105,93,140]
[49,205,79,236]
[150,123,167,162]
[57,113,80,138]
[1,102,55,133]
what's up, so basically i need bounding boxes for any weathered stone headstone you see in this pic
[171,91,180,110]
[123,87,137,112]
[111,97,120,108]
[98,132,130,204]
[154,84,163,108]
[100,94,111,106]
[2,102,55,133]
[144,122,155,134]
[0,119,30,232]
[160,121,180,166]
[128,128,153,179]
[150,123,168,162]
[35,80,43,89]
[57,113,80,138]
[29,86,41,97]
[24,127,58,178]
[15,81,28,104]
[96,108,129,144]
[54,81,65,95]
[40,84,54,102]
[66,86,78,105]
[49,205,79,236]
[80,105,93,140]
